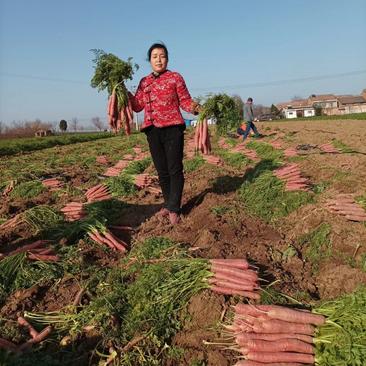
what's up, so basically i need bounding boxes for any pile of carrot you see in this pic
[103,160,129,177]
[61,202,87,221]
[203,155,223,166]
[218,138,230,149]
[107,91,132,135]
[231,145,259,160]
[0,214,23,232]
[284,147,298,158]
[325,194,366,222]
[96,155,109,165]
[318,143,340,154]
[134,174,157,189]
[85,184,112,202]
[228,304,326,365]
[194,118,211,155]
[207,259,260,300]
[42,177,64,191]
[273,164,310,192]
[87,226,127,253]
[2,180,15,197]
[123,154,134,161]
[0,240,59,262]
[144,186,162,196]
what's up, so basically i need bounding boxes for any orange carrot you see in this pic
[211,264,258,282]
[208,278,256,292]
[236,332,314,345]
[252,318,315,335]
[235,361,303,366]
[210,258,249,270]
[17,317,39,339]
[245,338,314,354]
[246,351,314,363]
[211,285,260,299]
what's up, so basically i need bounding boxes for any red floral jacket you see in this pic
[129,70,196,131]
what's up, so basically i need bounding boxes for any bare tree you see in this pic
[71,117,78,132]
[91,116,104,131]
[0,121,3,134]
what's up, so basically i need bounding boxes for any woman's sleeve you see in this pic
[129,79,145,112]
[176,74,196,114]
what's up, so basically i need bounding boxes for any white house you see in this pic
[277,99,315,119]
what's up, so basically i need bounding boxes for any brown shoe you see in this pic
[168,212,181,225]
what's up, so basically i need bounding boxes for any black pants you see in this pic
[145,124,185,213]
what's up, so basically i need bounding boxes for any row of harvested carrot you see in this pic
[0,240,58,262]
[273,164,310,192]
[227,303,325,365]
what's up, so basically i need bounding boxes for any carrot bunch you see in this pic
[96,155,109,165]
[229,304,326,365]
[107,90,132,135]
[194,118,211,155]
[103,160,129,177]
[273,164,310,192]
[61,202,87,221]
[325,194,366,222]
[218,138,230,149]
[42,177,64,191]
[0,240,59,262]
[0,214,23,231]
[85,184,112,202]
[207,259,260,300]
[134,174,157,189]
[319,143,340,154]
[284,147,298,157]
[203,155,223,166]
[231,145,259,160]
[87,224,127,253]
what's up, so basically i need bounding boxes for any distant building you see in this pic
[276,99,315,119]
[35,129,53,137]
[276,89,366,118]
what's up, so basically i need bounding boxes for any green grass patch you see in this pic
[184,155,205,172]
[106,175,137,197]
[211,205,230,217]
[123,157,152,175]
[298,223,332,271]
[0,132,114,157]
[332,139,356,153]
[239,164,313,222]
[10,181,45,199]
[246,141,283,162]
[282,112,366,121]
[215,148,250,169]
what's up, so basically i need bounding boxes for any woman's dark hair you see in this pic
[247,97,253,102]
[147,42,169,61]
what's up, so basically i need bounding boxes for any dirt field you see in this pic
[0,119,365,365]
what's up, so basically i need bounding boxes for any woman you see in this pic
[129,43,200,225]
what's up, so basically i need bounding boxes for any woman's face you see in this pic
[150,48,168,74]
